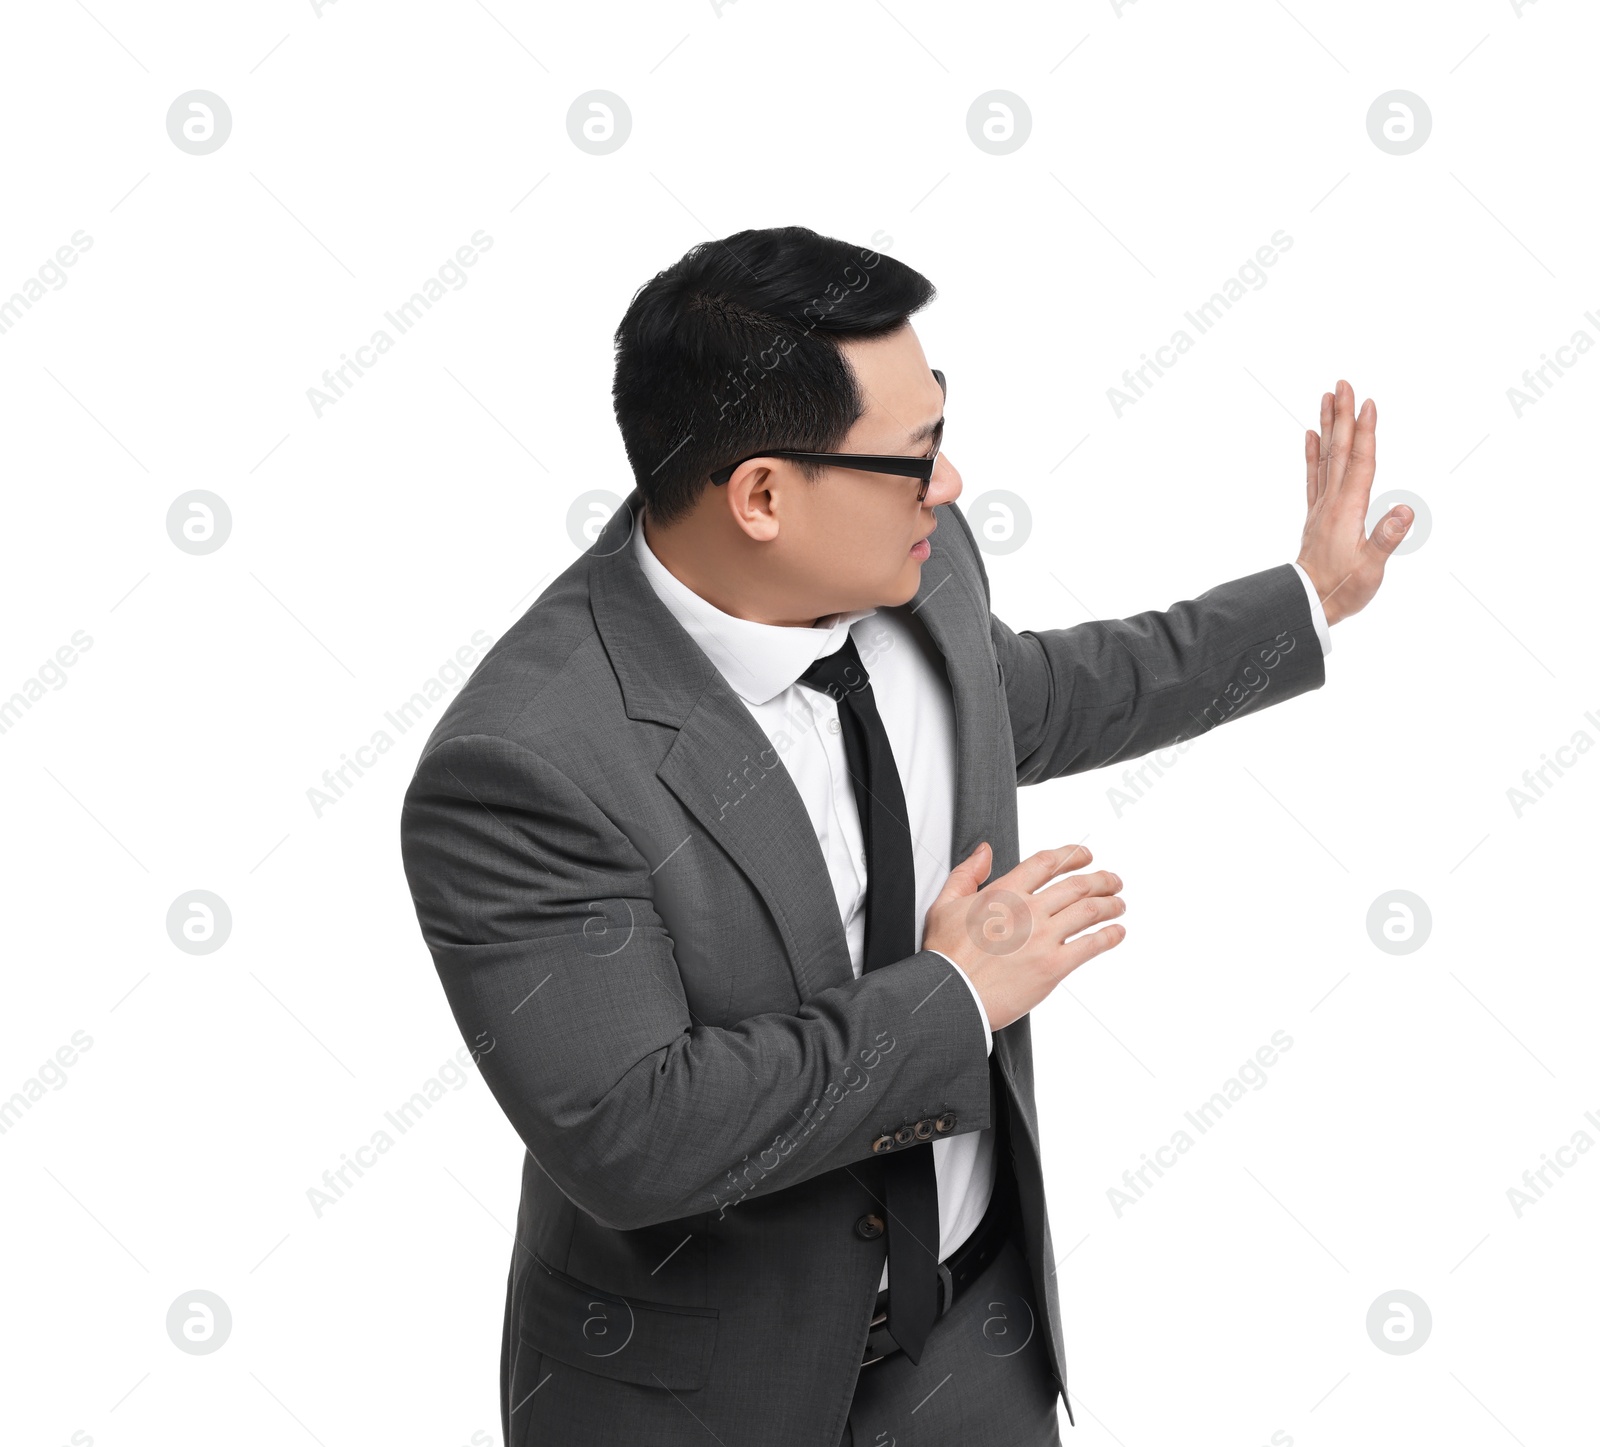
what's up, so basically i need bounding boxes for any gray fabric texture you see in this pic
[399,488,1325,1446]
[845,1228,1063,1447]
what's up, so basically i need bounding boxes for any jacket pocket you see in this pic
[518,1253,718,1391]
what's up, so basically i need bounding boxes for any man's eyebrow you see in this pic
[906,413,944,447]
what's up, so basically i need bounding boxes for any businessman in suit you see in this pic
[399,226,1411,1446]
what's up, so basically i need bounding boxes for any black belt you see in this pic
[860,1164,1019,1366]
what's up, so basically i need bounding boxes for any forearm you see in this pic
[993,562,1326,784]
[432,939,993,1230]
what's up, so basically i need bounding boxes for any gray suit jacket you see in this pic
[398,489,1325,1447]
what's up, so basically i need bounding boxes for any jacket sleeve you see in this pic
[943,500,1327,785]
[399,732,994,1232]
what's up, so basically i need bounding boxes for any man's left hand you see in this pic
[1296,378,1412,626]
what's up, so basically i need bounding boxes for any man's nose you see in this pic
[927,450,962,507]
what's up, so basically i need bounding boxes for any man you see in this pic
[399,225,1410,1447]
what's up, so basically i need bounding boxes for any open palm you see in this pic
[1297,378,1412,626]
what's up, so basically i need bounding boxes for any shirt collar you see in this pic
[631,515,878,706]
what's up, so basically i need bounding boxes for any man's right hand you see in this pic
[922,842,1126,1033]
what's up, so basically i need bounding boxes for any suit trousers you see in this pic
[835,1038,1063,1446]
[837,1220,1063,1447]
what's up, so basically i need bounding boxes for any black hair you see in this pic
[610,225,937,527]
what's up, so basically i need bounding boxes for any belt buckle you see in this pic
[861,1308,889,1366]
[862,1263,956,1367]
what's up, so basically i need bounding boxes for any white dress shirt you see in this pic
[633,521,997,1288]
[633,519,1333,1290]
[1292,563,1333,656]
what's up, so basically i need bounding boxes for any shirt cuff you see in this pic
[1291,561,1333,658]
[929,949,993,1056]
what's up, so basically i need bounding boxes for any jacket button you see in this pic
[934,1111,957,1132]
[854,1213,885,1240]
[913,1118,934,1140]
[893,1124,915,1145]
[871,1134,894,1154]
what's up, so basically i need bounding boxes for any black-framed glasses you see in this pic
[708,369,946,499]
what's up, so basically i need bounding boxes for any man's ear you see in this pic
[725,461,783,543]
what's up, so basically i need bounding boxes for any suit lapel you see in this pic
[589,489,1001,1004]
[901,536,1005,874]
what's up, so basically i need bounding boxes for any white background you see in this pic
[2,2,1595,1444]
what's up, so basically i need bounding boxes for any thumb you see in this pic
[1368,505,1412,558]
[938,841,992,900]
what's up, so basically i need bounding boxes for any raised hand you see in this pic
[1296,379,1412,625]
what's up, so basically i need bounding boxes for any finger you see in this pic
[1317,391,1334,499]
[1337,396,1378,519]
[1055,923,1126,980]
[1000,843,1092,895]
[1304,428,1320,510]
[1038,868,1122,917]
[1366,504,1412,558]
[1052,890,1126,945]
[938,840,992,899]
[1326,379,1355,496]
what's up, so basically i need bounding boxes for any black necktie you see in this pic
[797,632,941,1364]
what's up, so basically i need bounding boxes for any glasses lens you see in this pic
[920,370,944,498]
